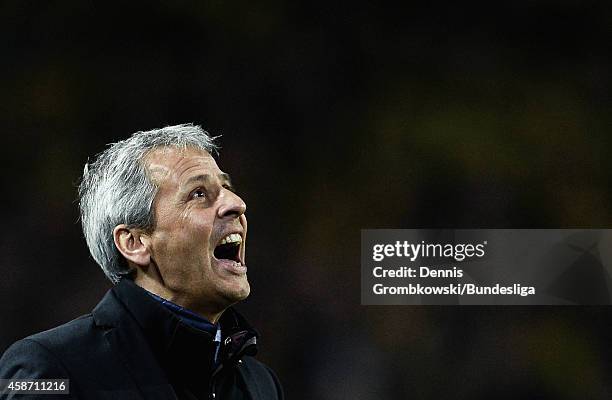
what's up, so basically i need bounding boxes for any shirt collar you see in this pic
[106,279,259,374]
[146,291,220,337]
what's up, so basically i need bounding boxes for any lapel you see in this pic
[92,281,179,400]
[237,361,264,400]
[90,279,262,400]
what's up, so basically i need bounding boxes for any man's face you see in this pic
[143,146,249,312]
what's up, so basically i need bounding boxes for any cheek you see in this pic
[186,209,216,235]
[153,209,216,259]
[189,216,215,241]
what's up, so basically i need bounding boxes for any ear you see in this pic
[113,224,151,268]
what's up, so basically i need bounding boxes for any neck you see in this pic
[133,274,225,324]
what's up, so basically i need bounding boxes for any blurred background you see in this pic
[1,1,612,398]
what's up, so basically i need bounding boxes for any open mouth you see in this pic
[214,233,242,263]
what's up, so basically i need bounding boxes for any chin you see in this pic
[233,282,251,301]
[222,280,251,305]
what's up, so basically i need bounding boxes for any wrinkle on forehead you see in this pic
[142,146,217,187]
[141,146,219,230]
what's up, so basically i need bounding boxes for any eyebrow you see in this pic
[183,173,232,187]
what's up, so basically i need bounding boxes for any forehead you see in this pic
[143,146,221,187]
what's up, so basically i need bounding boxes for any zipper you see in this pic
[209,364,223,399]
[209,329,228,399]
[209,330,256,399]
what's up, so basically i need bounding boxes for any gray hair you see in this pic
[78,123,219,283]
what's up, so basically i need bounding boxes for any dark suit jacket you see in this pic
[0,279,283,400]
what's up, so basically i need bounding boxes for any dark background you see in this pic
[2,1,612,398]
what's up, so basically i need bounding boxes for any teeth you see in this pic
[219,233,242,245]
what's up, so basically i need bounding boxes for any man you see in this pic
[0,124,283,399]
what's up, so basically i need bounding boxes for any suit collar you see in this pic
[91,279,260,398]
[92,279,179,399]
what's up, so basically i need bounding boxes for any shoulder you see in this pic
[24,314,104,360]
[0,337,69,379]
[0,314,102,379]
[240,357,284,400]
[0,338,77,400]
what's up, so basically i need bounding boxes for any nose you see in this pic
[217,188,247,219]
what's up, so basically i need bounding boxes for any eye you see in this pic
[191,188,206,199]
[222,183,236,193]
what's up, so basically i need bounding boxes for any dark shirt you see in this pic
[146,291,223,366]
